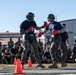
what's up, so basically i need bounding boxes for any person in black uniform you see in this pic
[60,23,70,67]
[20,12,45,68]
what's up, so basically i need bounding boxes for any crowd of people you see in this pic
[0,12,76,69]
[0,37,23,64]
[0,38,76,65]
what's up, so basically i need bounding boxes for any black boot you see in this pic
[48,61,58,68]
[36,64,45,68]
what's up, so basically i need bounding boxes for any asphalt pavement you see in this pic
[0,65,76,75]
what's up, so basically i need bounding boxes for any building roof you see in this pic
[59,19,76,22]
[0,32,45,45]
[0,32,20,35]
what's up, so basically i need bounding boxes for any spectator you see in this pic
[0,42,2,49]
[1,45,7,53]
[60,23,69,67]
[10,43,23,63]
[2,49,11,64]
[67,47,74,63]
[15,37,21,46]
[16,46,23,59]
[0,48,2,63]
[72,43,76,62]
[8,38,14,50]
[38,39,43,49]
[43,46,52,63]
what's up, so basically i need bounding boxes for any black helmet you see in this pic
[26,12,34,21]
[48,14,55,20]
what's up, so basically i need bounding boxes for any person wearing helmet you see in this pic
[20,12,45,69]
[40,13,65,68]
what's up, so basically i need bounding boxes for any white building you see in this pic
[60,19,76,47]
[0,32,44,45]
[0,32,22,45]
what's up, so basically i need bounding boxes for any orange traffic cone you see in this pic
[14,58,17,65]
[28,57,32,67]
[14,59,23,74]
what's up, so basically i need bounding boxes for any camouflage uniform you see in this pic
[60,31,69,63]
[60,41,67,63]
[0,42,2,49]
[51,36,61,62]
[16,41,21,46]
[16,38,21,46]
[21,38,41,65]
[57,46,61,62]
[8,41,14,49]
[51,37,67,63]
[20,12,45,68]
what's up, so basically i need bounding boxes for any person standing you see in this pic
[60,23,70,67]
[20,12,46,68]
[39,13,65,68]
[16,38,21,46]
[8,38,14,50]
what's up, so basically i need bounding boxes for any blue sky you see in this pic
[0,0,76,32]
